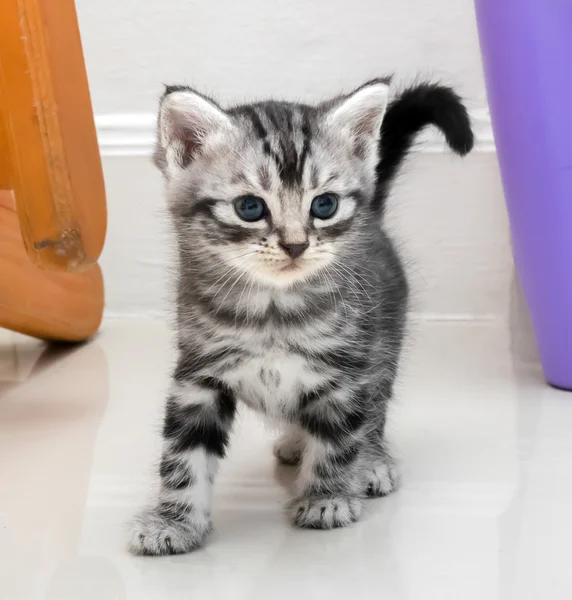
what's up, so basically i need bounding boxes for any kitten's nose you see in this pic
[279,241,309,259]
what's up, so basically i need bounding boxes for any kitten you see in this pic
[129,78,473,555]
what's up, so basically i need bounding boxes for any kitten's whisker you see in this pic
[328,275,348,323]
[200,251,257,298]
[235,267,257,327]
[321,268,350,322]
[321,250,377,290]
[332,261,374,304]
[202,265,242,299]
[325,263,364,310]
[207,269,244,311]
[245,272,260,327]
[213,268,250,318]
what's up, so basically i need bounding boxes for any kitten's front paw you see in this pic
[128,505,212,556]
[288,496,363,529]
[365,460,400,498]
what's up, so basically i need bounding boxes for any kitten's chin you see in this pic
[255,261,326,288]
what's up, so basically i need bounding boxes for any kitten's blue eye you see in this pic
[310,193,338,220]
[234,195,267,222]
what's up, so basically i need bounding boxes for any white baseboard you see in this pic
[95,109,495,157]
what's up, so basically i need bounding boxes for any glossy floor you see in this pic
[1,319,571,600]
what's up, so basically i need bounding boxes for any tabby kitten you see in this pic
[129,78,473,555]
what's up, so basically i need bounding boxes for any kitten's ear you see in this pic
[326,79,390,150]
[154,85,233,178]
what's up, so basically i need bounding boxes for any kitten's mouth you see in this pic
[279,262,301,273]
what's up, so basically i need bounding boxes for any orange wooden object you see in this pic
[0,191,104,341]
[0,0,105,340]
[0,0,106,272]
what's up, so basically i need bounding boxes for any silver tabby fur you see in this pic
[129,78,473,555]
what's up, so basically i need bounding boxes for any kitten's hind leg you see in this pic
[362,422,400,498]
[273,425,306,466]
[364,451,400,497]
[128,377,236,556]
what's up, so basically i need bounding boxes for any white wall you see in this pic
[76,0,488,113]
[75,0,513,320]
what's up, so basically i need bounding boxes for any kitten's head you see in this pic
[155,80,389,288]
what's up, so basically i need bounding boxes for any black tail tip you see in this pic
[444,117,475,156]
[438,87,475,156]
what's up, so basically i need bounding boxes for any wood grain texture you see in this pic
[0,191,104,341]
[0,0,106,272]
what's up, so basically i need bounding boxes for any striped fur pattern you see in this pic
[129,78,473,555]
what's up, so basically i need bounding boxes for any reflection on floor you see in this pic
[1,319,571,600]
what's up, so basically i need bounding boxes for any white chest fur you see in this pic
[222,348,325,418]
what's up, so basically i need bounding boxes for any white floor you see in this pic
[1,319,571,600]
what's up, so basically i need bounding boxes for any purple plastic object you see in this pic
[475,0,572,389]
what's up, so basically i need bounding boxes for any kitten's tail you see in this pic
[375,82,474,209]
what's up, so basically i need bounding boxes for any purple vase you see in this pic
[475,0,572,390]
